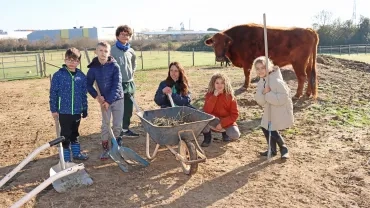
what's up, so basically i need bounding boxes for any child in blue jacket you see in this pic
[49,47,88,162]
[86,41,124,160]
[154,62,194,108]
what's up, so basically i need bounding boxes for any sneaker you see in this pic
[100,140,110,160]
[120,129,139,138]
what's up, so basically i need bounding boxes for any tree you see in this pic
[207,28,219,31]
[313,10,333,27]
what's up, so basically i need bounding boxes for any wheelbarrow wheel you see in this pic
[179,140,198,175]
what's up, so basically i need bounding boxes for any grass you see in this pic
[306,102,370,128]
[0,50,217,80]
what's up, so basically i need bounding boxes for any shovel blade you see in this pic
[49,162,93,193]
[109,138,130,172]
[119,147,150,167]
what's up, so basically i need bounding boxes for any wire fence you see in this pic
[0,49,225,81]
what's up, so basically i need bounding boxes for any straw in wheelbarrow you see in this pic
[49,117,93,193]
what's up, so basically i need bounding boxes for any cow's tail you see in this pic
[310,30,319,99]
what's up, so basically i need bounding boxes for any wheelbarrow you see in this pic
[130,94,215,175]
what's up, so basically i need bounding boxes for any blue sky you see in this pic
[0,0,368,32]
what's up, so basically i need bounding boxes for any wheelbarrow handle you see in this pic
[129,94,142,113]
[0,137,65,188]
[48,136,65,147]
[11,164,85,208]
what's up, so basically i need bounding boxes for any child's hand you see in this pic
[214,89,220,96]
[96,95,105,104]
[215,123,223,131]
[102,102,110,110]
[263,86,271,94]
[162,87,172,95]
[51,112,59,118]
[82,110,88,118]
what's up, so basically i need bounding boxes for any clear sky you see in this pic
[0,0,368,32]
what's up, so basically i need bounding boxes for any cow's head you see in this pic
[204,33,233,62]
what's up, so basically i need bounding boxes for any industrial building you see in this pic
[27,27,117,43]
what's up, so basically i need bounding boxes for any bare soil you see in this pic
[1,55,370,208]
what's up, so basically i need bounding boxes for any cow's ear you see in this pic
[204,38,213,46]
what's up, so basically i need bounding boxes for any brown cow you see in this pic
[204,23,319,99]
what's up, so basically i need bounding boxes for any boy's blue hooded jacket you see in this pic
[49,65,88,114]
[86,56,123,104]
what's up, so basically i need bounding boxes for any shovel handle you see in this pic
[167,94,175,107]
[48,136,65,147]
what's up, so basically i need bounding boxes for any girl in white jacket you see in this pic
[252,56,294,159]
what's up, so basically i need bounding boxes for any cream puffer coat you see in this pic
[254,67,294,131]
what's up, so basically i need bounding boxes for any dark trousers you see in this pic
[122,92,134,129]
[261,127,283,141]
[59,114,81,148]
[261,127,287,154]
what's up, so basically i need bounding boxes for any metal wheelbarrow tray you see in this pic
[136,106,215,175]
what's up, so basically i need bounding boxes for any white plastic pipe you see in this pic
[0,143,50,188]
[11,164,85,208]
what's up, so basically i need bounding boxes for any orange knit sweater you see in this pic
[203,92,239,128]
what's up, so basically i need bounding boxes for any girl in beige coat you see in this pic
[252,56,294,159]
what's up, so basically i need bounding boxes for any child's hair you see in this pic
[115,25,133,37]
[166,62,189,96]
[251,56,274,72]
[207,72,235,100]
[96,41,111,49]
[65,47,81,61]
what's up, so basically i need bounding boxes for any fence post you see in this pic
[35,54,39,77]
[38,53,43,77]
[141,50,143,70]
[43,50,46,77]
[1,57,5,79]
[365,45,367,54]
[348,45,351,55]
[339,45,342,55]
[192,48,195,66]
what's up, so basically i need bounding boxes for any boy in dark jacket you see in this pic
[49,47,88,162]
[87,41,124,160]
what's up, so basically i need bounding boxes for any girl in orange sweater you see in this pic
[201,73,240,147]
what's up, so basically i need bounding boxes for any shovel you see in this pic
[94,83,149,172]
[49,117,93,193]
[83,48,148,171]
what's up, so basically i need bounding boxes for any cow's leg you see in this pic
[292,63,306,99]
[242,67,251,89]
[305,58,313,98]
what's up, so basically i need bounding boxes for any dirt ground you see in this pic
[1,55,370,208]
